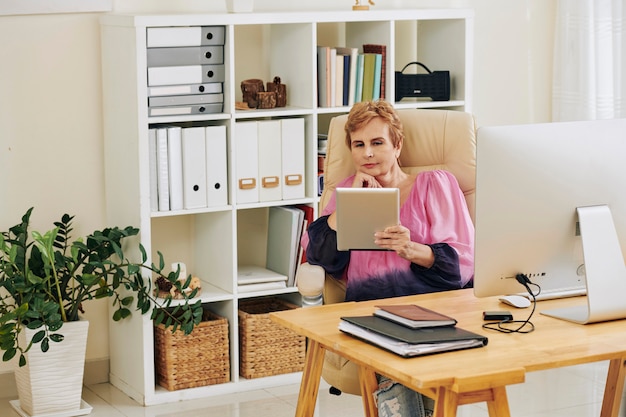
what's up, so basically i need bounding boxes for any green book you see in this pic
[361,53,377,101]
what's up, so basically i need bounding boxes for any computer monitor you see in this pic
[473,118,626,324]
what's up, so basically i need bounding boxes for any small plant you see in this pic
[0,207,203,366]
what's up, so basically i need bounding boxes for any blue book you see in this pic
[342,54,350,106]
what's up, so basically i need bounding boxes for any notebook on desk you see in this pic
[335,187,400,251]
[339,315,488,357]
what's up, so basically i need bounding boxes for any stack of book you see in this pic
[317,44,386,108]
[237,204,313,293]
[339,304,488,357]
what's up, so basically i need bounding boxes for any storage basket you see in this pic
[154,308,230,391]
[238,297,305,379]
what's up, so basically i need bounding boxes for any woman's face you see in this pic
[349,117,401,177]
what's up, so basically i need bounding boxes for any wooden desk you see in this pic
[270,289,626,417]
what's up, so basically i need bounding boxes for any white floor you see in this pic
[1,362,625,417]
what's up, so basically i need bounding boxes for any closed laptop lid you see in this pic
[335,187,400,251]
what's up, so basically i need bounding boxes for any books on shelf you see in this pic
[238,204,311,292]
[334,52,344,107]
[374,304,457,329]
[316,44,385,107]
[266,206,305,287]
[354,53,364,103]
[363,44,386,99]
[372,53,383,101]
[339,315,488,358]
[317,46,332,107]
[237,265,288,293]
[237,265,288,284]
[336,47,358,106]
[361,53,377,101]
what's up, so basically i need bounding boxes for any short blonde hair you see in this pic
[344,100,405,148]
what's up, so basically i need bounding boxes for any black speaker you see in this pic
[395,62,450,101]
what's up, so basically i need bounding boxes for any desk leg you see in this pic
[433,386,511,417]
[358,366,379,417]
[295,340,325,417]
[433,388,459,417]
[600,357,626,417]
[485,387,511,417]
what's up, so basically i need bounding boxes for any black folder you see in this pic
[339,315,488,357]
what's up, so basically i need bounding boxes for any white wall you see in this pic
[0,0,556,374]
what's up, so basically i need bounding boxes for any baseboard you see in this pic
[83,358,110,385]
[0,370,17,398]
[0,358,109,397]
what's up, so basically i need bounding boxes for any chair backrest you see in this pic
[321,108,477,222]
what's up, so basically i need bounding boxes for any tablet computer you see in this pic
[335,187,400,250]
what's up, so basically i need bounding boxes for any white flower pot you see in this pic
[13,320,90,417]
[226,0,253,13]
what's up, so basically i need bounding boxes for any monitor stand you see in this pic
[541,205,626,324]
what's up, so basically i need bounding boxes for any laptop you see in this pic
[335,187,400,251]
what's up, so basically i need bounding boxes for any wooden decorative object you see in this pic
[353,0,374,10]
[266,76,287,107]
[257,91,277,109]
[241,79,264,108]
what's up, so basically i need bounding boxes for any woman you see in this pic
[302,100,474,417]
[305,100,474,302]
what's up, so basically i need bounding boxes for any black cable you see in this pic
[482,273,541,334]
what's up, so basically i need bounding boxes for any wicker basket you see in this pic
[238,297,305,379]
[154,308,230,391]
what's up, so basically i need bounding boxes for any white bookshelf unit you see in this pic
[100,8,473,406]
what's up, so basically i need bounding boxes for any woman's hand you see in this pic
[375,225,435,268]
[374,224,411,252]
[352,172,382,188]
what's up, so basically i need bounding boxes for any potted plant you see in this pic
[0,207,203,416]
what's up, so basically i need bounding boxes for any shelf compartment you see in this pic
[151,211,235,295]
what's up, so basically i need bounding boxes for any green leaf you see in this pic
[119,308,131,319]
[139,244,147,263]
[49,334,64,343]
[121,296,133,306]
[31,330,45,344]
[154,310,165,326]
[2,348,16,362]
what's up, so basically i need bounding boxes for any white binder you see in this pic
[167,126,184,211]
[148,82,223,97]
[281,118,306,200]
[205,125,228,207]
[181,127,208,209]
[148,129,159,212]
[257,120,282,202]
[155,128,170,211]
[146,26,225,48]
[147,65,225,86]
[234,121,259,204]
